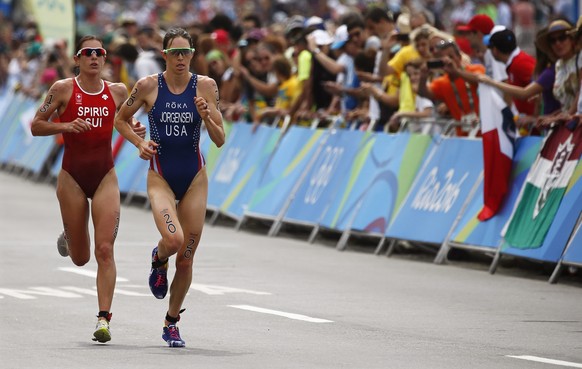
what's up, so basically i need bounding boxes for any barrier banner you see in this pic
[386,138,483,243]
[0,95,35,164]
[319,132,431,233]
[504,123,582,248]
[18,134,55,174]
[207,123,254,208]
[283,129,365,225]
[502,160,582,262]
[561,221,582,265]
[114,112,149,193]
[219,125,281,219]
[449,136,542,248]
[200,120,233,176]
[50,146,64,177]
[245,126,326,219]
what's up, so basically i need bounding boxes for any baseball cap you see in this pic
[205,49,224,62]
[487,29,516,54]
[482,25,506,46]
[285,15,306,35]
[467,14,494,35]
[309,29,333,46]
[211,29,230,45]
[305,16,324,30]
[331,24,349,50]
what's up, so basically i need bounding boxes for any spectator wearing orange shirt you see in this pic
[418,40,485,136]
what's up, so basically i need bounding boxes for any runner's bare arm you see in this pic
[114,77,158,160]
[31,79,92,136]
[109,82,146,139]
[196,76,225,147]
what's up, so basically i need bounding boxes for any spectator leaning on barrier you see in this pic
[536,19,581,126]
[418,39,485,136]
[254,55,301,128]
[387,60,435,133]
[303,29,335,118]
[238,42,279,125]
[463,15,508,83]
[310,24,361,116]
[477,26,562,132]
[486,28,536,117]
[30,35,146,343]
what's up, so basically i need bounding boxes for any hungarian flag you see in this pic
[477,84,517,221]
[504,121,582,248]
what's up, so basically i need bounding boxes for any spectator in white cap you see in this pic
[291,29,336,121]
[308,24,361,115]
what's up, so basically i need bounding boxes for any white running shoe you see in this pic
[57,232,69,257]
[92,319,111,343]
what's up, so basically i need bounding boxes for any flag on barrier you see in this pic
[504,121,582,249]
[477,84,517,221]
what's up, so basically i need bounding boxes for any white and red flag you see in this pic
[477,84,517,221]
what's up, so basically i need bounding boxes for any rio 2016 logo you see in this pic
[304,146,344,205]
[411,168,468,213]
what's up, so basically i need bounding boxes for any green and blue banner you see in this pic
[219,125,281,219]
[386,138,483,243]
[245,126,326,219]
[283,129,364,225]
[449,136,542,248]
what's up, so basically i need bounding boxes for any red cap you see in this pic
[467,14,494,35]
[456,24,472,32]
[211,29,230,45]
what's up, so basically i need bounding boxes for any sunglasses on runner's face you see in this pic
[76,47,107,57]
[163,48,195,56]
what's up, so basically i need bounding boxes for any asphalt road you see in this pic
[1,171,581,369]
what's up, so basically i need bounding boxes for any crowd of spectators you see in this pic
[0,0,579,135]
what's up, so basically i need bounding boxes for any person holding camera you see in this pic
[417,39,485,136]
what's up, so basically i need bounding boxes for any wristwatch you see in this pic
[312,47,321,55]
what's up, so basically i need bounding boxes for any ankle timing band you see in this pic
[97,311,112,321]
[166,309,186,324]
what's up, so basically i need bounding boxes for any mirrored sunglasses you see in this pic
[76,47,107,57]
[163,48,195,56]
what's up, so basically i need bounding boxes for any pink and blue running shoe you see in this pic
[149,246,168,299]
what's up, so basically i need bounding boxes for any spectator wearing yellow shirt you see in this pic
[254,56,301,129]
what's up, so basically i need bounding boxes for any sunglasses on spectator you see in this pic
[434,39,457,51]
[162,48,195,56]
[549,34,568,44]
[76,47,107,57]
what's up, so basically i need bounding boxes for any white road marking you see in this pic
[0,287,83,299]
[191,283,271,295]
[61,286,98,296]
[229,305,333,323]
[62,286,151,297]
[58,267,128,282]
[507,356,582,368]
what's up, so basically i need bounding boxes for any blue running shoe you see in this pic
[149,246,168,299]
[162,324,185,347]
